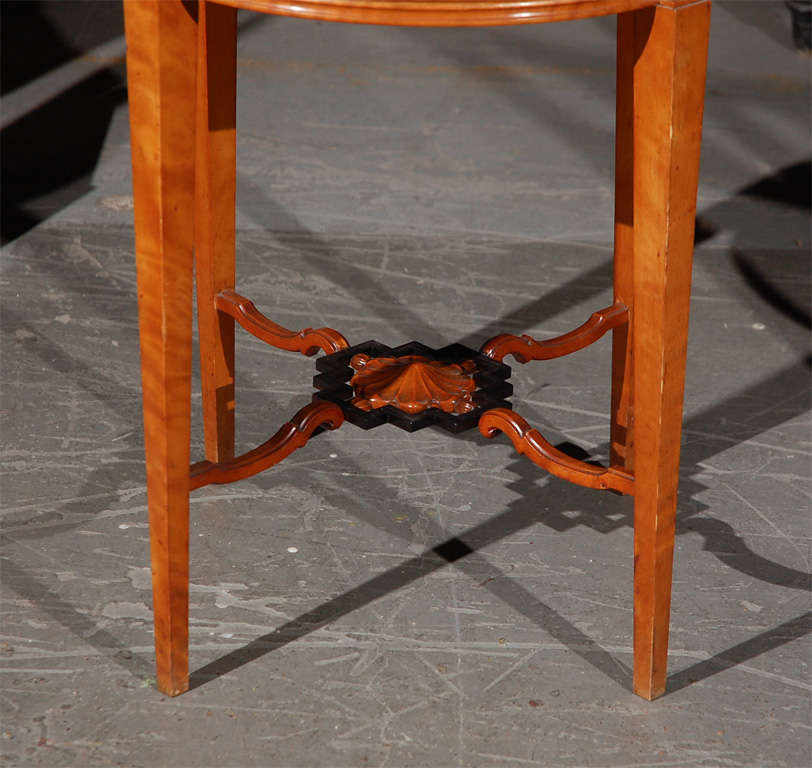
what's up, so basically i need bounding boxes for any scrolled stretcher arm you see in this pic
[478,407,634,495]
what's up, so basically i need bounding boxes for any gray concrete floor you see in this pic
[1,2,810,766]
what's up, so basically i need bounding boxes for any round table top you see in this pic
[218,0,662,27]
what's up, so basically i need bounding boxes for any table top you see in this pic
[217,0,669,27]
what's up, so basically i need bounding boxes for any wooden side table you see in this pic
[123,0,711,700]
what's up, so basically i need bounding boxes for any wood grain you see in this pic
[123,0,198,697]
[215,290,350,355]
[627,0,711,700]
[480,302,628,364]
[125,0,710,702]
[479,408,634,494]
[190,400,344,489]
[215,0,682,27]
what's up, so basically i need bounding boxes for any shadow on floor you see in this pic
[2,148,808,699]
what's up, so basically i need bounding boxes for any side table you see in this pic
[123,0,711,700]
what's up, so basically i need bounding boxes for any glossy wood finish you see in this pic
[195,1,237,464]
[190,401,344,489]
[479,408,635,494]
[217,0,657,26]
[626,0,711,700]
[481,302,627,363]
[125,0,710,701]
[215,290,350,355]
[313,339,513,433]
[349,354,477,414]
[123,0,198,697]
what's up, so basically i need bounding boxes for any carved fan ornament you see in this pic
[349,353,477,415]
[313,340,513,433]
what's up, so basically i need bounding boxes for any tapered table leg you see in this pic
[196,0,237,463]
[627,0,711,700]
[124,0,198,697]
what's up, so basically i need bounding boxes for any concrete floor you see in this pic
[1,2,810,766]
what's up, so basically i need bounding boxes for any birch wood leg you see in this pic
[628,0,711,700]
[195,1,238,463]
[124,0,198,697]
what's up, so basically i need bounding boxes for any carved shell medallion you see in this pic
[349,354,477,415]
